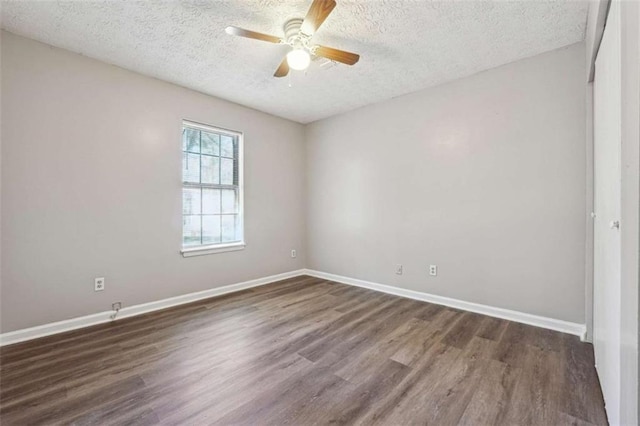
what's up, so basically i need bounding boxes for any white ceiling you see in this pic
[1,1,588,123]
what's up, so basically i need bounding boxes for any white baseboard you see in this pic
[0,268,587,346]
[303,269,587,340]
[0,269,306,347]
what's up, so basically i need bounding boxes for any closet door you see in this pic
[593,0,622,423]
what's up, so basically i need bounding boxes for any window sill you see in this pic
[181,242,246,257]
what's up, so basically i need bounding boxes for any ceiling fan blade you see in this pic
[300,0,336,35]
[225,26,282,44]
[314,45,360,65]
[274,57,290,78]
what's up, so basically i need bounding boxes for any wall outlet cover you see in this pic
[95,277,105,291]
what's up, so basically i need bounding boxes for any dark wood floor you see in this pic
[0,275,607,425]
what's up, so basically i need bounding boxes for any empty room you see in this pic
[0,0,638,424]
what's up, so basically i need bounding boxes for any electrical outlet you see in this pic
[95,277,105,291]
[396,264,403,275]
[429,265,437,276]
[291,249,297,258]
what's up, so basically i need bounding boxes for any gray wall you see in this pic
[1,33,591,332]
[305,43,587,323]
[0,32,306,332]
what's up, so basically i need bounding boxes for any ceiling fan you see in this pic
[225,0,360,77]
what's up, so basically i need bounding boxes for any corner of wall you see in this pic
[586,0,611,82]
[301,122,311,270]
[585,80,595,342]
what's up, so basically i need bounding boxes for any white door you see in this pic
[593,0,622,423]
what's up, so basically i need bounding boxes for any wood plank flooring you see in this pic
[0,275,607,425]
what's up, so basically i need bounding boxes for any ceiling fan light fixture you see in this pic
[286,48,311,71]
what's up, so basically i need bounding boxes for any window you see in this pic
[181,121,244,256]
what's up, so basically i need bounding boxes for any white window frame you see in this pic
[180,120,245,257]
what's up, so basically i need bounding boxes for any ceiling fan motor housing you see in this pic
[283,18,307,45]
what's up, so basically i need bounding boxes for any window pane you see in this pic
[183,215,201,246]
[201,132,220,156]
[182,188,201,215]
[221,189,237,214]
[221,158,234,185]
[202,189,221,214]
[183,153,200,183]
[202,215,221,244]
[201,155,220,184]
[183,128,200,153]
[221,215,237,242]
[221,135,234,158]
[182,123,242,249]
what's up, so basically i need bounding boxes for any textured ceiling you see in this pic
[1,1,588,123]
